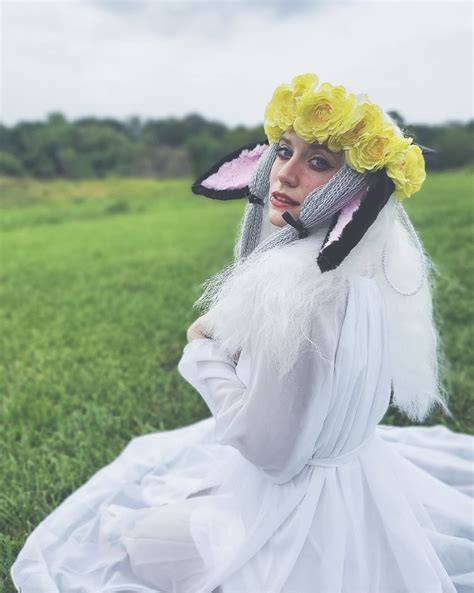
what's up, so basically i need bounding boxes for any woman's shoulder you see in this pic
[258,236,384,315]
[275,237,383,298]
[260,233,329,287]
[273,235,381,290]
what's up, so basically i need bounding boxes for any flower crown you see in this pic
[264,73,426,199]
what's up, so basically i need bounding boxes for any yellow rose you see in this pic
[387,144,426,199]
[291,73,318,100]
[345,126,411,172]
[335,102,386,149]
[263,74,424,200]
[293,83,358,146]
[264,84,296,143]
[264,123,285,144]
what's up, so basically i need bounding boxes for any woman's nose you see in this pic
[277,157,299,187]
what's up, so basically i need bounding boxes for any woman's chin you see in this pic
[268,216,286,228]
[268,207,299,227]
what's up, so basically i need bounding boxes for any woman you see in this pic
[12,74,473,593]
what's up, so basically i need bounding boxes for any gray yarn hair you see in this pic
[234,144,367,261]
[197,144,367,312]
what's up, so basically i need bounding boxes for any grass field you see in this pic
[1,170,472,590]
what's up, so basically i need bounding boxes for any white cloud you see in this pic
[1,0,472,126]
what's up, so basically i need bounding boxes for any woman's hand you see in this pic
[186,315,242,364]
[186,313,213,343]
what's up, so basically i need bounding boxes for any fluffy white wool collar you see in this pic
[197,199,447,422]
[202,226,347,378]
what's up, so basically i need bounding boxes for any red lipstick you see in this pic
[270,191,300,209]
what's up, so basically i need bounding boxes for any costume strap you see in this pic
[248,194,264,206]
[281,211,309,238]
[382,203,426,296]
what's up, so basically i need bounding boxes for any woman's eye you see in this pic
[309,156,331,171]
[276,145,292,159]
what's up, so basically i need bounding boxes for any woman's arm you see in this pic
[178,289,350,484]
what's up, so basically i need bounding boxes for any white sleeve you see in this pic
[177,288,350,484]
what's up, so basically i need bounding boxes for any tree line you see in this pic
[0,112,472,180]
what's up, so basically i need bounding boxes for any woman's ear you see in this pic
[191,141,269,200]
[317,171,394,272]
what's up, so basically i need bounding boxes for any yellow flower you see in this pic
[264,84,296,143]
[335,102,386,149]
[345,126,411,172]
[293,83,358,146]
[262,73,423,199]
[387,144,426,199]
[291,73,318,100]
[264,75,319,143]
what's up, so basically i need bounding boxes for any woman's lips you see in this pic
[270,192,300,209]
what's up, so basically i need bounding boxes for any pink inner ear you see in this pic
[201,144,268,191]
[324,187,368,247]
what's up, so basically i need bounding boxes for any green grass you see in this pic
[0,170,472,590]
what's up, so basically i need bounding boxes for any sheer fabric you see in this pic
[11,277,474,593]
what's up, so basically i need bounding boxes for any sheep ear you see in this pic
[317,171,394,272]
[191,141,269,200]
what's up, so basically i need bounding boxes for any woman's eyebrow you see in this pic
[279,136,335,160]
[308,143,330,155]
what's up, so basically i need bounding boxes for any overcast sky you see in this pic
[1,0,472,127]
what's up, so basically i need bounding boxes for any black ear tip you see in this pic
[317,253,335,273]
[191,180,214,198]
[368,169,395,196]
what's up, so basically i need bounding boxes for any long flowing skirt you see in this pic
[11,418,474,593]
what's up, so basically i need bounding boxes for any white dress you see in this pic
[11,258,474,593]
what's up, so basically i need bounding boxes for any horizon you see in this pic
[1,110,472,129]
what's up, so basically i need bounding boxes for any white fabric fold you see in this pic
[11,270,474,593]
[178,275,391,484]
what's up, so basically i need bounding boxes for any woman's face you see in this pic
[268,130,344,227]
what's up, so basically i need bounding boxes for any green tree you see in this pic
[185,133,225,177]
[143,114,226,148]
[0,113,472,179]
[0,151,25,176]
[74,123,135,177]
[434,123,474,169]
